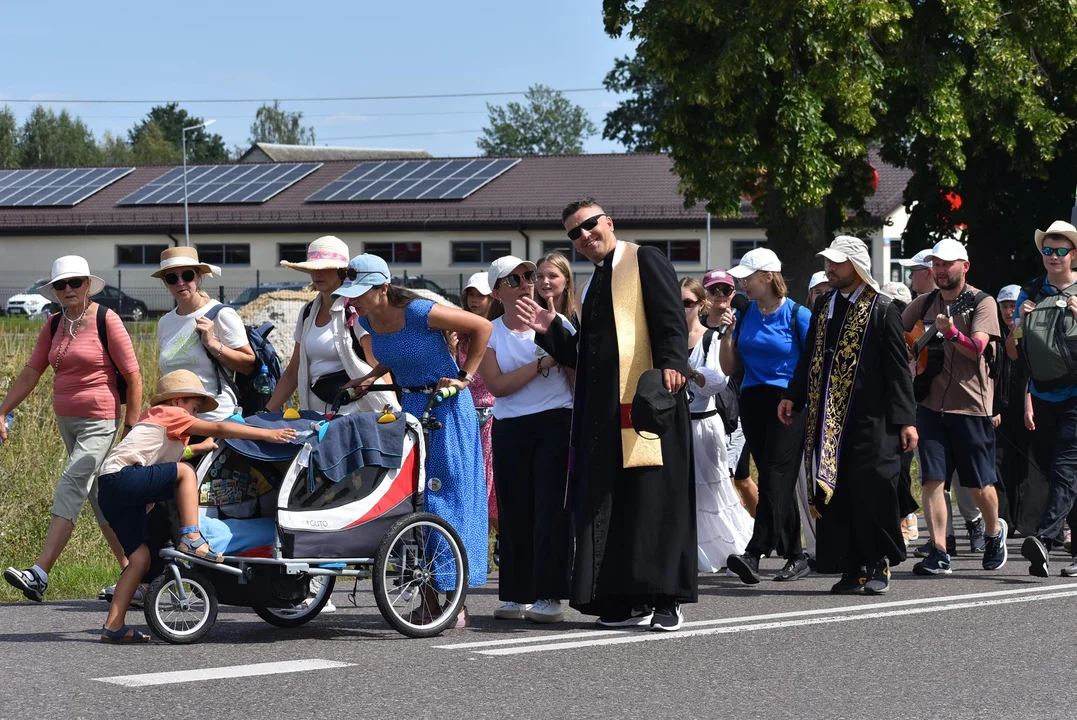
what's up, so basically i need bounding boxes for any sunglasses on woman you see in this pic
[682,299,700,309]
[1043,247,1073,257]
[706,285,735,297]
[567,213,607,241]
[51,277,86,292]
[498,271,537,289]
[164,269,198,285]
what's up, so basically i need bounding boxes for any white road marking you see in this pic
[477,588,1077,656]
[95,659,355,688]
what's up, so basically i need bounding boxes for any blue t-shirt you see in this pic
[1015,284,1077,401]
[735,298,811,390]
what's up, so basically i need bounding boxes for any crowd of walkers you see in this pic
[4,198,1077,640]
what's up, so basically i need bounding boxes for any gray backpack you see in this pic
[1020,279,1077,392]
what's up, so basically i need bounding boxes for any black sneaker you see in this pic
[773,554,811,582]
[913,540,934,559]
[1021,536,1050,578]
[727,553,761,585]
[649,604,684,632]
[912,547,952,575]
[4,567,46,602]
[967,516,987,554]
[596,606,653,628]
[864,560,891,595]
[982,518,1008,571]
[830,568,867,594]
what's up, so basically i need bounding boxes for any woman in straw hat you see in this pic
[1,256,143,604]
[154,247,256,421]
[266,236,396,417]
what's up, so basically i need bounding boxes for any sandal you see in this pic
[99,625,150,644]
[177,532,224,563]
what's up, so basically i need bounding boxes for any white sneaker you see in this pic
[322,598,336,613]
[906,514,920,541]
[493,601,531,620]
[524,599,564,623]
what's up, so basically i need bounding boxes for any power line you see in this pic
[319,129,484,141]
[8,106,613,121]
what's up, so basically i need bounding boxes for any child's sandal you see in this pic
[99,625,150,643]
[177,533,224,563]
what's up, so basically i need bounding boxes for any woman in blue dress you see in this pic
[336,254,492,628]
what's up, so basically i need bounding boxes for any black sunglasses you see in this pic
[706,285,735,297]
[682,299,700,309]
[1043,247,1073,257]
[497,271,537,289]
[345,267,390,283]
[567,213,607,241]
[51,277,86,292]
[164,269,197,285]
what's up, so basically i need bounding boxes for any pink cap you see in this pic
[702,269,735,288]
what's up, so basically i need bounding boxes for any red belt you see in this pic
[619,403,633,429]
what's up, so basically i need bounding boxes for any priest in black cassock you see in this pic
[518,198,696,632]
[779,236,918,595]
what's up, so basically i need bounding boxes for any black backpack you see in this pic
[701,327,739,435]
[202,304,282,416]
[50,305,128,402]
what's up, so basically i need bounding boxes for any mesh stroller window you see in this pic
[287,464,390,512]
[200,446,290,519]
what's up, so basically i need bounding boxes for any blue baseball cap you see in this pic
[333,254,391,298]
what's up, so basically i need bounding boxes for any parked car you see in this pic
[42,284,149,321]
[392,275,452,298]
[4,285,53,317]
[229,282,309,309]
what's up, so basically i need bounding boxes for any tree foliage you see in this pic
[478,84,597,156]
[18,106,101,168]
[128,103,228,163]
[248,100,315,146]
[0,107,17,169]
[601,55,669,152]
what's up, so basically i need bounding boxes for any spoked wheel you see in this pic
[253,576,336,628]
[373,512,468,638]
[143,566,218,644]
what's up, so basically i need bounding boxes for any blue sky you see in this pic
[0,1,639,158]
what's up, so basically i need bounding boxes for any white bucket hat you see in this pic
[817,235,879,290]
[280,235,351,272]
[151,246,222,279]
[882,281,913,305]
[728,248,782,279]
[35,255,106,303]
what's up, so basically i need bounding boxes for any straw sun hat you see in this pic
[151,246,222,279]
[280,235,351,272]
[150,369,220,413]
[34,255,107,303]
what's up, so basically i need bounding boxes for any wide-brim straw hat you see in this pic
[280,235,351,272]
[150,369,220,413]
[151,246,221,279]
[35,255,107,303]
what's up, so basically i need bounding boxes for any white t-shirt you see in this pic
[158,300,249,421]
[687,330,728,414]
[302,318,345,381]
[487,315,574,420]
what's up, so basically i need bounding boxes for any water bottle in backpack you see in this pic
[1,412,14,446]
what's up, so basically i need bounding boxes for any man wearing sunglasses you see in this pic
[518,197,695,632]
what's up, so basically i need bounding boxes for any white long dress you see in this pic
[689,332,755,573]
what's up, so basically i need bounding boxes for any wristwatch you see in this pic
[456,370,473,383]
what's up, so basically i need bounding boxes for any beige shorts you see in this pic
[52,416,120,525]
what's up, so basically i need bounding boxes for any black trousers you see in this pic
[1031,396,1077,551]
[492,408,574,603]
[739,384,805,560]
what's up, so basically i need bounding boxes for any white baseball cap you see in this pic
[909,249,933,268]
[925,238,969,263]
[808,271,829,290]
[728,248,781,279]
[463,271,492,296]
[487,255,538,291]
[997,284,1022,303]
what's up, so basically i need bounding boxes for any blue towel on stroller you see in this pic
[310,412,407,483]
[198,510,276,555]
[222,411,323,461]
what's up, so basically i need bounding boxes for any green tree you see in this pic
[601,55,669,152]
[98,131,134,166]
[18,106,101,168]
[0,106,17,168]
[248,100,315,146]
[477,84,597,156]
[131,123,182,164]
[128,103,228,163]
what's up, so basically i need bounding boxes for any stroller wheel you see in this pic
[373,511,468,638]
[253,576,336,628]
[143,566,218,644]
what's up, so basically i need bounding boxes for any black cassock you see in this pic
[785,290,916,573]
[537,244,697,614]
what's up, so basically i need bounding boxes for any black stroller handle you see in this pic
[329,383,458,426]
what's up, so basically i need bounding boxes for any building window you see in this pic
[278,243,308,264]
[451,241,511,264]
[364,242,422,264]
[195,243,251,266]
[541,241,584,263]
[116,244,169,266]
[638,239,700,263]
[731,239,767,265]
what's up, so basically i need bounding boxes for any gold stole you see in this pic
[575,242,664,468]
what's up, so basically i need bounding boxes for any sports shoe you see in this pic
[322,598,337,613]
[905,514,920,541]
[1021,536,1049,578]
[967,516,987,554]
[830,569,867,594]
[649,603,684,632]
[596,606,653,628]
[726,553,761,585]
[982,518,1008,571]
[773,554,811,582]
[913,540,934,559]
[864,560,891,595]
[912,547,952,575]
[1061,558,1077,577]
[494,601,532,620]
[4,567,46,602]
[524,599,564,624]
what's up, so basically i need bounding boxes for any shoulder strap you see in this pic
[921,289,941,320]
[49,313,61,337]
[700,328,717,364]
[301,300,313,323]
[203,303,225,322]
[95,305,120,374]
[788,300,803,352]
[200,304,230,396]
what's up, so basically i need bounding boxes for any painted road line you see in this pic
[95,659,356,688]
[477,589,1077,656]
[436,583,1077,651]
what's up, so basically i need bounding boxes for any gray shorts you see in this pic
[726,425,746,474]
[52,416,120,525]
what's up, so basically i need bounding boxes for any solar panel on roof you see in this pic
[116,163,321,206]
[306,158,520,203]
[0,167,133,207]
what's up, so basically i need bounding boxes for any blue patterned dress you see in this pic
[359,299,488,590]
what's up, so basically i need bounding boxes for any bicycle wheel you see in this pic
[143,567,218,644]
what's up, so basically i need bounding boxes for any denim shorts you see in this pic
[916,406,997,489]
[98,463,178,557]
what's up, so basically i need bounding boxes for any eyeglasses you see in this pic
[1043,247,1074,257]
[51,277,86,292]
[682,299,700,309]
[497,271,537,289]
[705,285,735,297]
[164,269,197,285]
[567,213,607,241]
[909,266,931,274]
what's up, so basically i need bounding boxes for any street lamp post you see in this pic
[182,119,216,247]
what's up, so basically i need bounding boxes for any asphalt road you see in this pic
[2,528,1074,720]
